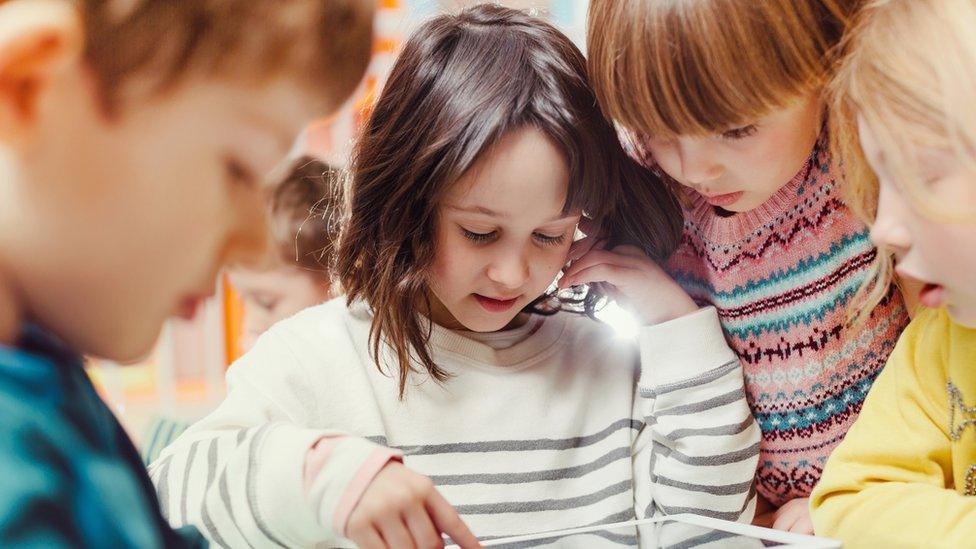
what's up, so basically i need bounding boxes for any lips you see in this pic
[919,283,946,309]
[474,294,520,313]
[700,191,744,208]
[176,295,206,321]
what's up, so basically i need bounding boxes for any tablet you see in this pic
[453,514,842,548]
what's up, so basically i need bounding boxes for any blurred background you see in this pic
[87,0,592,451]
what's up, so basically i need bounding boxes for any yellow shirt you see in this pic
[811,308,976,548]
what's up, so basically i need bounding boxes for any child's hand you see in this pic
[769,497,814,535]
[346,461,482,549]
[558,244,698,326]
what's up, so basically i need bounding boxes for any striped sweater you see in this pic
[149,299,760,547]
[665,135,910,507]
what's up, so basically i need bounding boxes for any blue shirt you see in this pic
[0,326,206,548]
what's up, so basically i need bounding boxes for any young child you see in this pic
[229,156,342,352]
[142,156,344,466]
[586,0,911,533]
[810,0,976,545]
[150,5,761,548]
[0,1,373,546]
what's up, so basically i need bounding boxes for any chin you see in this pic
[458,312,517,333]
[731,190,786,213]
[947,303,976,329]
[726,196,761,213]
[92,326,161,364]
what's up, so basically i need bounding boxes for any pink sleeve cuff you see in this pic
[334,446,403,535]
[303,436,345,494]
[302,436,403,536]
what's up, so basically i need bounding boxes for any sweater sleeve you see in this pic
[148,328,396,548]
[810,310,976,547]
[632,306,760,523]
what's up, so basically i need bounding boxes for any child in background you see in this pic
[151,6,760,548]
[229,156,343,352]
[142,156,344,466]
[586,0,910,533]
[810,0,976,545]
[0,0,373,546]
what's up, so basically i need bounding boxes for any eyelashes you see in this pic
[721,124,759,140]
[533,233,566,246]
[462,229,495,243]
[461,228,566,247]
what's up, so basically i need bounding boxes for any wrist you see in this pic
[639,295,699,326]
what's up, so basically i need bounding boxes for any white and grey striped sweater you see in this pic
[149,299,759,547]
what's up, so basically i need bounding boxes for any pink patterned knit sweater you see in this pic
[664,136,910,506]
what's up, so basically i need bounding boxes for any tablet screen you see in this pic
[464,514,840,548]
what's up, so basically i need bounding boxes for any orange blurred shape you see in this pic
[223,273,245,365]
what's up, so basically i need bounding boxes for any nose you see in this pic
[870,183,912,254]
[676,139,723,189]
[485,245,530,290]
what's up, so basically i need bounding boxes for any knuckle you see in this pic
[346,517,369,538]
[414,476,435,493]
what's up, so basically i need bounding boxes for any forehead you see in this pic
[229,265,308,291]
[444,128,573,219]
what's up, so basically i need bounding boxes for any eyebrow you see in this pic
[446,205,578,223]
[240,108,299,154]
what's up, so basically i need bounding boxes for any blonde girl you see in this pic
[810,0,976,546]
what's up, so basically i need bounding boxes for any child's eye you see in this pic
[462,228,497,243]
[223,155,256,187]
[721,124,759,140]
[533,232,566,246]
[253,296,279,311]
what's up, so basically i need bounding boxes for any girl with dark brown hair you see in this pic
[158,5,760,548]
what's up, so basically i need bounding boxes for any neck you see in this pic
[0,272,21,346]
[0,162,21,346]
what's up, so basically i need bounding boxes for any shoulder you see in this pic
[910,307,975,372]
[555,310,638,367]
[882,307,954,403]
[227,296,372,387]
[903,307,954,357]
[248,297,366,359]
[0,389,76,536]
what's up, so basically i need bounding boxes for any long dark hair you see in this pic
[337,4,682,398]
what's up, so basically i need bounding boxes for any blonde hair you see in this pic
[829,0,976,322]
[587,0,857,144]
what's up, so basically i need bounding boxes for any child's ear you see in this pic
[0,0,82,139]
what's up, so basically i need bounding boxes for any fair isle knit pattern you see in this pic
[665,135,910,506]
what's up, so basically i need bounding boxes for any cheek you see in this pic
[430,229,476,292]
[760,125,817,181]
[927,224,974,279]
[532,247,570,285]
[285,279,328,312]
[646,144,682,182]
[244,305,272,330]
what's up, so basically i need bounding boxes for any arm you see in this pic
[148,329,397,548]
[810,310,976,547]
[560,245,760,523]
[633,307,760,522]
